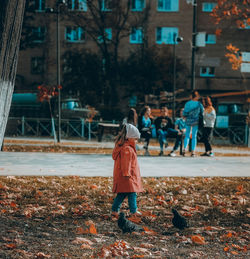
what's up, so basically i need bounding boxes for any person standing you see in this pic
[200,96,216,157]
[154,106,175,156]
[138,105,152,155]
[168,108,186,157]
[122,108,138,126]
[111,124,143,217]
[183,90,204,157]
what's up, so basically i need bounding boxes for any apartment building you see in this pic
[16,0,250,102]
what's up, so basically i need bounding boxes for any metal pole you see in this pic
[57,4,61,143]
[173,33,177,122]
[191,0,197,90]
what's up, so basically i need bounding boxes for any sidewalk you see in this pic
[1,137,250,177]
[3,137,250,156]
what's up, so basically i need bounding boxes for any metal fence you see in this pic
[5,117,249,145]
[5,117,104,140]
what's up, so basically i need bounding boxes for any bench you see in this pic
[97,123,120,142]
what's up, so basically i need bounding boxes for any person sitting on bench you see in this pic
[154,106,179,156]
[138,105,152,155]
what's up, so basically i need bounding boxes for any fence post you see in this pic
[21,116,25,135]
[51,117,57,144]
[248,126,250,148]
[81,118,85,138]
[88,121,91,141]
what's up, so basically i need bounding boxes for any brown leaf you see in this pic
[4,243,17,249]
[36,252,51,258]
[80,244,93,249]
[140,243,154,248]
[72,237,94,245]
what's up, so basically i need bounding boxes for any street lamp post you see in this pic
[187,0,197,90]
[173,33,183,122]
[56,1,62,143]
[191,0,197,91]
[46,0,66,143]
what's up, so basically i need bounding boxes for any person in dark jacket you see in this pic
[154,106,178,156]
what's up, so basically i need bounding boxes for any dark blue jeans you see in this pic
[112,192,137,213]
[158,128,179,151]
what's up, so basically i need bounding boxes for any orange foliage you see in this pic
[225,44,242,70]
[191,235,206,245]
[215,28,222,36]
[76,221,97,235]
[142,226,158,235]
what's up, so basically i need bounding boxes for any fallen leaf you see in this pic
[142,226,157,235]
[191,235,206,245]
[4,243,17,249]
[140,243,154,248]
[72,237,94,245]
[89,224,97,234]
[80,244,93,249]
[36,252,51,258]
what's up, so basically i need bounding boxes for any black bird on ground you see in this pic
[118,212,144,234]
[172,208,189,230]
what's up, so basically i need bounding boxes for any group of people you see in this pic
[123,90,217,157]
[111,90,217,217]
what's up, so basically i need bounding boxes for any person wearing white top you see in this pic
[200,97,216,157]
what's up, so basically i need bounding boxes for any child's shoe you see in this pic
[130,211,142,217]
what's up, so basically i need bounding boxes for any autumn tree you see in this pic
[65,0,151,107]
[120,46,189,102]
[211,0,250,70]
[0,0,26,150]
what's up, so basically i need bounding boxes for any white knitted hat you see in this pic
[126,123,140,139]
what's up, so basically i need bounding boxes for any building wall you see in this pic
[16,0,250,96]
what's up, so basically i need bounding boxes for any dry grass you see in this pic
[0,176,249,258]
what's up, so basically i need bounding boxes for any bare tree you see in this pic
[0,0,26,150]
[65,0,150,107]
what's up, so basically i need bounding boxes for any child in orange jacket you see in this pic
[111,123,143,216]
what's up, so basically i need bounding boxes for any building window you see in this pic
[65,27,85,42]
[31,57,44,74]
[131,0,145,11]
[157,0,179,12]
[202,2,217,12]
[101,0,112,11]
[156,27,178,44]
[32,27,46,43]
[200,67,215,77]
[34,0,45,11]
[130,27,143,44]
[205,34,216,44]
[68,0,87,11]
[98,28,112,43]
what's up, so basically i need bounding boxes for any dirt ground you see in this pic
[0,176,249,258]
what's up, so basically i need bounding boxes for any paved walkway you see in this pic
[1,137,250,177]
[0,152,249,177]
